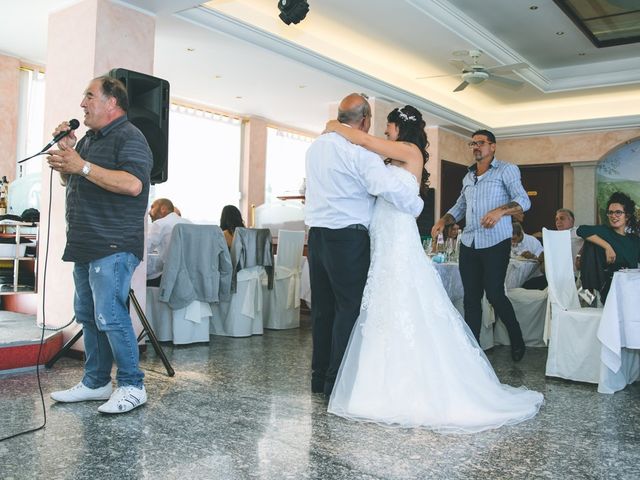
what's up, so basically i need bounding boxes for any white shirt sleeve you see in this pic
[354,149,423,217]
[523,234,543,256]
[147,221,162,254]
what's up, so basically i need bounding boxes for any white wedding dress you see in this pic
[328,165,543,433]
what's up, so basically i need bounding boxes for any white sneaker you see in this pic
[98,385,147,414]
[50,382,113,403]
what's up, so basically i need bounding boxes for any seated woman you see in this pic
[220,205,245,248]
[444,223,460,240]
[577,191,640,302]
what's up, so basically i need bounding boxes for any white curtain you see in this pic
[264,127,313,204]
[16,68,46,177]
[152,105,242,223]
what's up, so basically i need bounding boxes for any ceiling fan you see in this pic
[419,50,529,92]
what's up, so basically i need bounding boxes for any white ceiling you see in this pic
[2,0,639,136]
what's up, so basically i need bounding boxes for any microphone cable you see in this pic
[0,164,57,442]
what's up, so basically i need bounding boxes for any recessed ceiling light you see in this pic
[556,31,565,35]
[298,85,307,89]
[235,96,243,99]
[529,5,538,10]
[578,52,586,56]
[186,47,195,52]
[214,75,222,79]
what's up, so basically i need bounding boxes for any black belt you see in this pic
[344,224,368,232]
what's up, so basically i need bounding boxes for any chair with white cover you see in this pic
[493,288,548,347]
[146,224,232,344]
[211,228,274,337]
[265,230,305,329]
[543,228,602,383]
[254,202,305,237]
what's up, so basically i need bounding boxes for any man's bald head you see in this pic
[149,198,175,222]
[337,93,371,132]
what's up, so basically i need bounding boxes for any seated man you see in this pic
[147,198,191,286]
[534,208,584,291]
[511,222,543,260]
[511,222,546,289]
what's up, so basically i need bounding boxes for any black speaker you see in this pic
[108,68,170,184]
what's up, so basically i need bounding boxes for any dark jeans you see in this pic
[459,238,524,347]
[308,226,370,396]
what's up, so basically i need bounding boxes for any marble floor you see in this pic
[0,314,638,480]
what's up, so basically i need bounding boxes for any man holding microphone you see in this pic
[48,75,153,414]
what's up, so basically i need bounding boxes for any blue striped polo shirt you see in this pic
[63,115,152,263]
[447,158,530,249]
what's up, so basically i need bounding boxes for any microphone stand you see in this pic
[45,289,175,377]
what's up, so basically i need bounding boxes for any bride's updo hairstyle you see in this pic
[387,105,431,196]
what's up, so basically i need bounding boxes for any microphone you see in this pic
[40,119,80,153]
[18,119,80,164]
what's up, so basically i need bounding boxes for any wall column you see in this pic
[241,116,268,223]
[37,0,155,344]
[571,161,599,226]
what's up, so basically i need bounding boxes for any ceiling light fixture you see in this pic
[529,5,538,10]
[278,0,310,25]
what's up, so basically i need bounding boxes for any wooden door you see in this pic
[440,160,469,227]
[519,165,563,235]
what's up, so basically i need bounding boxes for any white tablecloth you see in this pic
[505,257,540,289]
[598,269,640,393]
[432,262,464,304]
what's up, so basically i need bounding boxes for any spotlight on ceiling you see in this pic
[278,0,310,25]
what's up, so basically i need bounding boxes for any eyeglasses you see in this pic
[606,210,626,216]
[468,141,494,148]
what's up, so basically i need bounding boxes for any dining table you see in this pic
[597,269,640,393]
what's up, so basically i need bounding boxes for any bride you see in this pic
[323,106,543,433]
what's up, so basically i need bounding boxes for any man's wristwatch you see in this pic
[81,162,92,177]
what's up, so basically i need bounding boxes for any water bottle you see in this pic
[422,235,432,254]
[436,232,445,254]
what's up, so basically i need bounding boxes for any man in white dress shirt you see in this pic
[305,93,424,397]
[511,222,543,259]
[147,198,190,286]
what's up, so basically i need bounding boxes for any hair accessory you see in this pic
[397,107,417,122]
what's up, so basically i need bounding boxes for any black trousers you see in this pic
[308,226,370,396]
[459,238,524,346]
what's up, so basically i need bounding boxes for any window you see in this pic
[264,127,313,204]
[152,104,242,224]
[16,68,46,177]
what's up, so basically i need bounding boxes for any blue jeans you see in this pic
[73,252,144,389]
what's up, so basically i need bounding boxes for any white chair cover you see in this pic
[145,287,212,344]
[211,266,267,337]
[543,228,602,383]
[145,224,230,345]
[265,230,305,329]
[493,288,548,347]
[211,229,273,337]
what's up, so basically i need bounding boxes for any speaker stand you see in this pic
[45,289,175,377]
